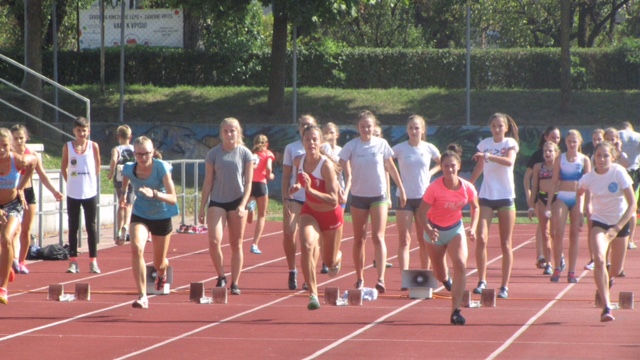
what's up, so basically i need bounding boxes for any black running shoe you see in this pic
[230,283,241,295]
[442,278,452,292]
[320,263,329,274]
[302,282,309,291]
[473,281,486,294]
[451,309,466,325]
[601,306,615,322]
[288,270,297,290]
[216,276,227,288]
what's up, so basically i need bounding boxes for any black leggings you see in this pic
[67,195,98,258]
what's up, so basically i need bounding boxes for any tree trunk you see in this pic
[560,0,572,113]
[44,0,69,48]
[266,0,287,116]
[22,0,44,133]
[182,6,203,50]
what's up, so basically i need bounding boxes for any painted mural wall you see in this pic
[84,123,604,211]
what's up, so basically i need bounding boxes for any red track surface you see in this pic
[1,222,638,359]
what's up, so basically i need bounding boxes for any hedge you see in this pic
[1,46,638,89]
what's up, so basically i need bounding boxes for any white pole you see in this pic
[292,25,298,124]
[466,4,471,126]
[119,0,125,122]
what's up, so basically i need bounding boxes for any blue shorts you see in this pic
[557,191,577,210]
[1,197,23,222]
[423,220,464,246]
[479,198,515,211]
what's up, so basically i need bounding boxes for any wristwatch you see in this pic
[484,152,490,161]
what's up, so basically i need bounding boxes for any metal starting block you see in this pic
[480,289,496,307]
[146,265,173,295]
[189,282,205,302]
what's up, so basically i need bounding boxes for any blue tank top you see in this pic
[559,153,586,181]
[0,154,21,189]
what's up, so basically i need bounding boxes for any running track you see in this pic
[1,222,638,359]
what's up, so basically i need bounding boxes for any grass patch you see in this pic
[5,85,638,126]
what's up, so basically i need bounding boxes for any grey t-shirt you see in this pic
[205,144,253,203]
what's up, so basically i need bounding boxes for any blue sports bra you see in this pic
[0,154,21,189]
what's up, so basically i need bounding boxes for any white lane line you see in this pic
[302,237,534,359]
[485,269,590,360]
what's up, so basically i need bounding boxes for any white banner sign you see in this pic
[79,8,183,49]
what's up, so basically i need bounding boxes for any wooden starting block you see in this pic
[75,283,91,301]
[324,287,339,305]
[462,290,471,307]
[212,287,228,304]
[146,265,173,295]
[619,292,634,310]
[595,291,604,308]
[48,284,64,300]
[189,282,205,303]
[480,289,496,307]
[348,289,363,306]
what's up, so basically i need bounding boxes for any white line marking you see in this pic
[485,270,590,360]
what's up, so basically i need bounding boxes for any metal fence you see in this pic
[33,158,204,247]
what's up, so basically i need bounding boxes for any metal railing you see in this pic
[33,159,204,247]
[0,53,83,141]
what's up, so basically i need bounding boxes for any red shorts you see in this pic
[300,203,343,231]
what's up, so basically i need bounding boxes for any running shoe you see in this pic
[18,263,29,275]
[450,309,465,325]
[628,242,637,250]
[89,261,101,274]
[550,268,561,282]
[66,261,79,274]
[375,279,386,294]
[132,295,148,309]
[543,264,553,275]
[320,263,329,274]
[230,283,241,295]
[497,286,508,299]
[116,226,126,246]
[308,294,320,310]
[155,274,167,291]
[618,270,626,277]
[600,306,615,322]
[372,260,392,268]
[0,287,7,304]
[250,245,262,254]
[354,279,364,290]
[567,272,578,283]
[536,256,546,269]
[472,281,486,294]
[584,260,594,271]
[302,282,309,291]
[216,276,227,288]
[328,258,342,278]
[442,278,452,292]
[12,259,19,273]
[288,270,297,290]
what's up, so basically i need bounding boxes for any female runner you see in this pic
[417,144,478,325]
[291,125,343,310]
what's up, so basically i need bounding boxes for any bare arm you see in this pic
[266,157,274,181]
[428,155,442,178]
[156,171,178,206]
[198,162,215,224]
[339,159,351,197]
[469,156,485,184]
[467,195,479,242]
[237,159,254,213]
[93,141,101,183]
[61,144,69,183]
[34,155,63,201]
[385,156,406,208]
[107,147,119,180]
[301,160,339,207]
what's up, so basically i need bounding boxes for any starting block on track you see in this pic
[189,282,205,302]
[75,283,91,301]
[480,289,496,307]
[48,284,64,300]
[212,287,228,304]
[324,287,339,305]
[348,289,363,306]
[462,290,481,308]
[619,292,634,310]
[146,265,173,295]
